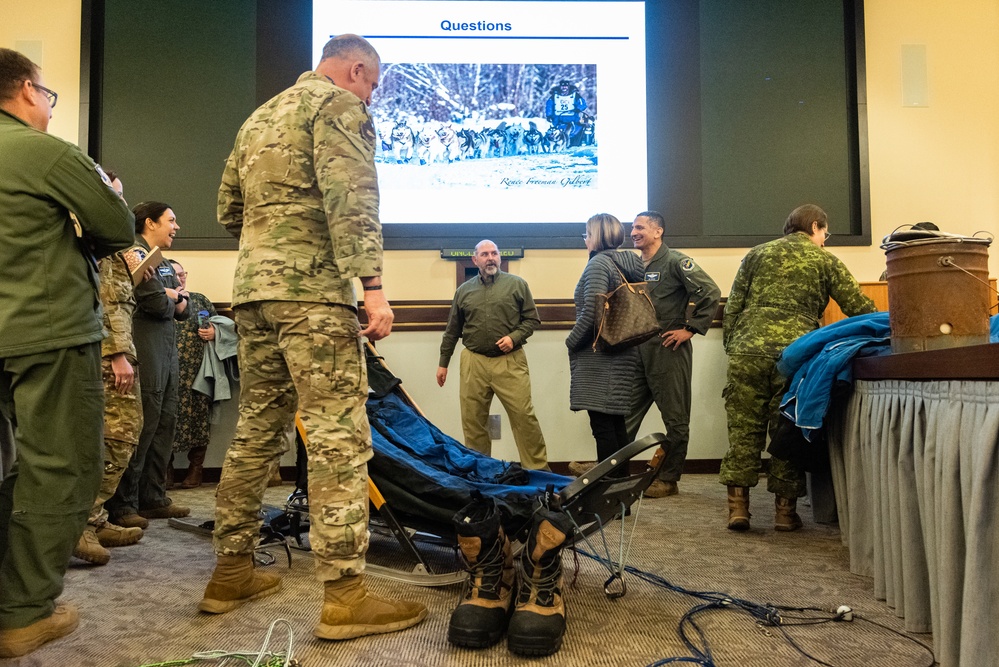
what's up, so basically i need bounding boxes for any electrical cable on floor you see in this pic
[574,548,937,667]
[133,618,297,667]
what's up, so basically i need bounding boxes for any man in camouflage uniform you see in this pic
[200,34,427,640]
[73,173,146,565]
[624,211,721,497]
[720,204,876,531]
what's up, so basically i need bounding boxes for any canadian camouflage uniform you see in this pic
[214,71,382,581]
[625,244,721,482]
[720,232,876,497]
[89,253,143,526]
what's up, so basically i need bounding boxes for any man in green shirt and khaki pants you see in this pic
[437,240,549,470]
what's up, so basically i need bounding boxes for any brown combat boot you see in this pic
[774,496,803,532]
[95,522,143,547]
[448,497,516,648]
[315,575,428,640]
[138,499,190,520]
[72,527,110,565]
[180,446,207,489]
[507,505,574,657]
[113,512,149,529]
[199,554,282,614]
[0,603,79,658]
[727,486,751,531]
[567,461,596,477]
[645,479,678,498]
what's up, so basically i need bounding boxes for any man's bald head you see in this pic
[316,34,381,106]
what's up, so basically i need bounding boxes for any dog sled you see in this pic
[172,343,668,590]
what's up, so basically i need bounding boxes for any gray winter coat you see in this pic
[566,250,647,415]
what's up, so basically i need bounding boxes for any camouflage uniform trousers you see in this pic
[214,301,372,582]
[89,357,142,526]
[719,354,805,498]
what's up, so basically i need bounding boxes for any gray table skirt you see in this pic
[828,379,999,667]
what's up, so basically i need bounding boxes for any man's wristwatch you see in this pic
[174,293,187,304]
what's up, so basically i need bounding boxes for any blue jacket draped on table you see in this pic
[566,250,646,415]
[778,312,999,440]
[777,312,891,440]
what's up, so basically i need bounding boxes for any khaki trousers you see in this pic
[459,348,548,469]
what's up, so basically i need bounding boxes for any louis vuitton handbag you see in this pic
[592,263,660,352]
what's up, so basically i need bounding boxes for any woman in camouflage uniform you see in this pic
[168,260,216,488]
[720,204,876,531]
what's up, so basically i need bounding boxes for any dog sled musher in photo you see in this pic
[545,79,588,147]
[171,343,668,591]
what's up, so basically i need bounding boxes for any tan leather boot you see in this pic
[774,496,803,532]
[73,527,110,565]
[315,574,428,640]
[0,603,79,658]
[95,522,143,547]
[180,446,207,489]
[726,486,751,531]
[199,554,282,614]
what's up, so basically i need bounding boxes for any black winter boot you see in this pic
[507,506,574,657]
[448,497,516,648]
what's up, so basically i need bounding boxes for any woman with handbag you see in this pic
[565,213,648,476]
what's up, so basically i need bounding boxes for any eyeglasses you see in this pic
[823,231,831,240]
[581,233,588,240]
[29,81,58,109]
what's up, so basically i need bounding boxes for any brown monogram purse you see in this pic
[592,263,660,352]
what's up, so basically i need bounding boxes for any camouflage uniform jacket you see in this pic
[218,71,382,308]
[99,253,137,361]
[723,232,877,358]
[642,243,721,334]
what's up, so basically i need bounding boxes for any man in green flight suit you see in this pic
[200,34,427,640]
[625,211,722,497]
[720,204,876,531]
[0,48,134,658]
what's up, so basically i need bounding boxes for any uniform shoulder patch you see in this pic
[680,258,695,271]
[95,163,113,187]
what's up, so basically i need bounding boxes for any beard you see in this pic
[481,264,499,276]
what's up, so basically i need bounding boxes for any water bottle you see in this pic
[197,310,210,329]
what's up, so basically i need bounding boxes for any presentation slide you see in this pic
[313,0,647,226]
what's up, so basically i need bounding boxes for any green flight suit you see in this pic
[625,244,721,482]
[0,109,134,629]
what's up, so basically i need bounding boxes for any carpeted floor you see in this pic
[2,475,935,667]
